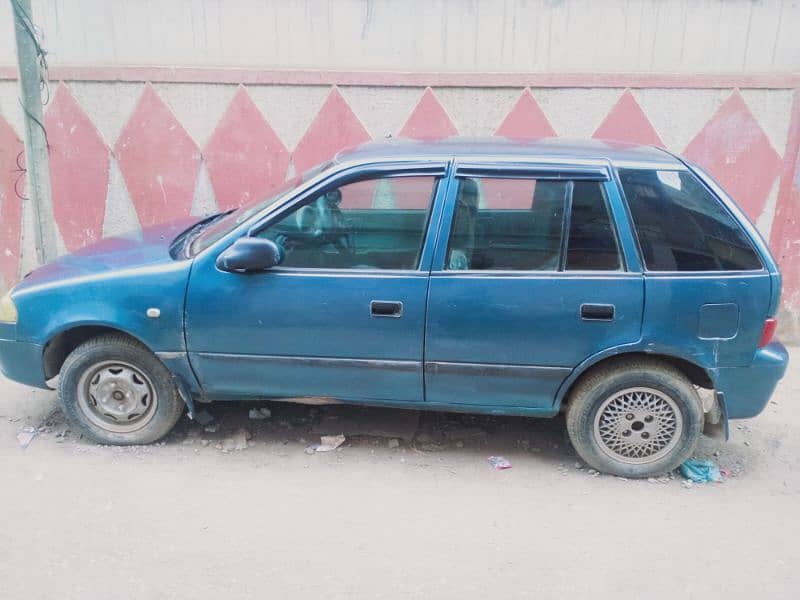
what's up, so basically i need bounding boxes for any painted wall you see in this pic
[0,1,799,339]
[1,0,799,73]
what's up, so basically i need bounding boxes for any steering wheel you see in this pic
[294,191,354,254]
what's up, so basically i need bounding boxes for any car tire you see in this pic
[565,358,704,478]
[58,334,185,445]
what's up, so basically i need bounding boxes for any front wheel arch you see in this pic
[43,325,151,381]
[57,333,185,444]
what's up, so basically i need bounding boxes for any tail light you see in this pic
[758,318,777,348]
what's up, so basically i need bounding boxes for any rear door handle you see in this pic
[581,303,615,321]
[371,300,403,318]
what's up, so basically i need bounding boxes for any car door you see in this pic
[424,162,644,412]
[185,162,448,403]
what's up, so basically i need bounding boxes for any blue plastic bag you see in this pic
[680,459,723,483]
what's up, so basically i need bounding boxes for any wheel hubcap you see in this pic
[593,387,683,465]
[77,361,158,433]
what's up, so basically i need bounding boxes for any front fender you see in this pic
[14,261,191,352]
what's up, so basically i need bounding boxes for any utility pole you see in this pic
[11,0,58,265]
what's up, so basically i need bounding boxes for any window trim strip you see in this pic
[455,163,610,181]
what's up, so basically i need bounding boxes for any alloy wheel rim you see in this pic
[77,361,158,433]
[593,386,683,465]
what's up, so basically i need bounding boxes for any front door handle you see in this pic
[371,300,403,318]
[581,303,615,321]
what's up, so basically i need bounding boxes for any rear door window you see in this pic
[566,181,621,271]
[445,178,567,271]
[445,177,622,272]
[618,169,761,271]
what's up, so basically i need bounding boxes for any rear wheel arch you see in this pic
[557,351,713,411]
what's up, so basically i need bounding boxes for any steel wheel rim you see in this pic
[76,360,158,433]
[593,386,683,465]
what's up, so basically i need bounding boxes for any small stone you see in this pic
[248,407,272,420]
[200,440,210,447]
[574,462,583,470]
[587,469,599,477]
[443,426,487,442]
[387,438,400,449]
[304,445,317,455]
[415,432,434,444]
[454,441,464,449]
[203,423,219,433]
[420,442,445,452]
[220,428,250,452]
[193,410,214,426]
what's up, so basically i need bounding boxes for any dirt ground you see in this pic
[1,354,798,600]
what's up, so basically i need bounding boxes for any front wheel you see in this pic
[58,335,185,445]
[566,359,704,478]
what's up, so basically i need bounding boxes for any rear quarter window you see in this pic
[618,169,762,271]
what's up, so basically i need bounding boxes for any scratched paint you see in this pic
[398,88,458,140]
[44,83,110,251]
[684,90,782,222]
[114,85,201,227]
[291,87,371,174]
[204,86,289,211]
[593,90,664,148]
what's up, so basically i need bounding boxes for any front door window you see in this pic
[258,176,438,270]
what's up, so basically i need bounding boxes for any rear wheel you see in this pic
[566,359,704,478]
[58,335,184,445]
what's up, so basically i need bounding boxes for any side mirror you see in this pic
[216,237,283,272]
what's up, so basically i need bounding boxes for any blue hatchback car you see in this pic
[0,138,788,477]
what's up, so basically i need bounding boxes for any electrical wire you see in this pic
[10,0,51,202]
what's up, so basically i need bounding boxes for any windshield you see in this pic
[190,161,333,254]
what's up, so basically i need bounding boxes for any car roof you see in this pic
[335,136,682,168]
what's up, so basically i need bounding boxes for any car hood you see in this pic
[15,217,199,291]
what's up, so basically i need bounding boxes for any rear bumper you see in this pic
[0,338,47,388]
[712,342,789,419]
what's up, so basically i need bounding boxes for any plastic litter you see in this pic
[17,426,36,449]
[680,459,723,483]
[315,434,346,452]
[487,456,512,470]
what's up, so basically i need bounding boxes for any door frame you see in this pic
[428,159,643,273]
[194,158,452,269]
[184,158,456,403]
[422,159,646,413]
